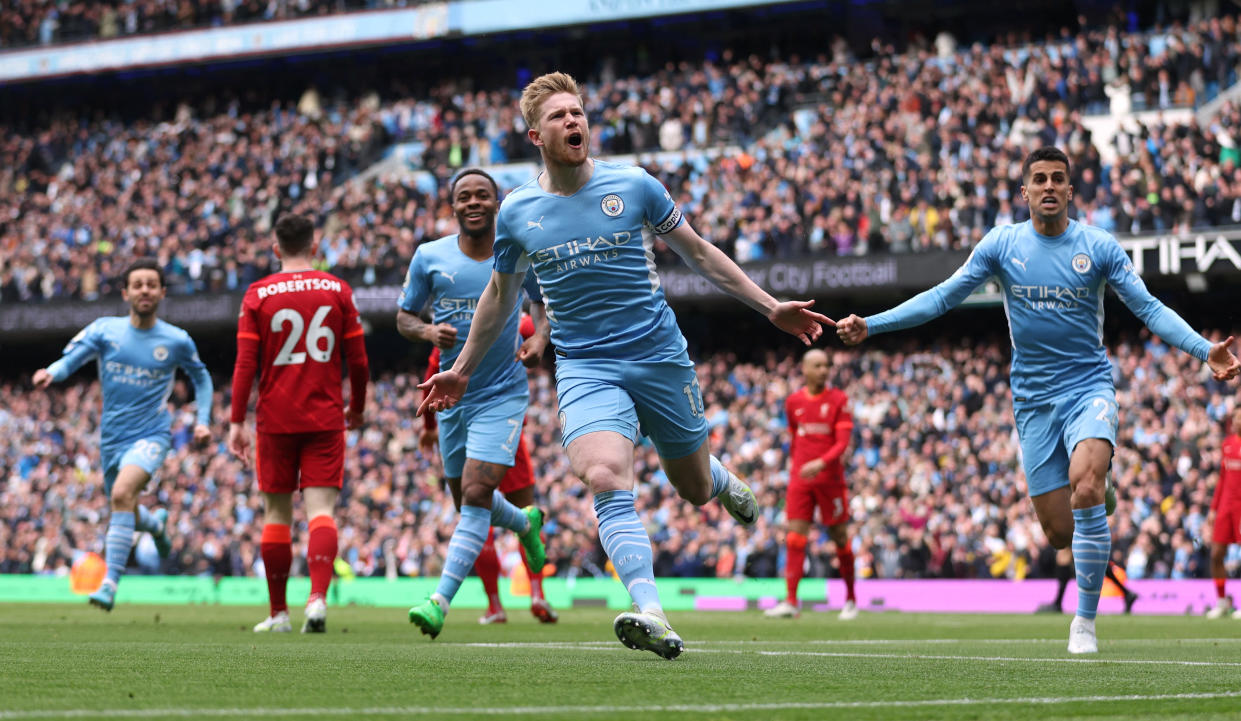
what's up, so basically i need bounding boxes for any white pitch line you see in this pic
[448,641,1241,667]
[695,637,1241,646]
[453,637,1241,648]
[742,649,1241,667]
[2,691,1240,719]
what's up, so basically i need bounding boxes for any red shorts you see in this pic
[256,430,344,494]
[499,435,535,494]
[1213,505,1241,546]
[787,480,849,526]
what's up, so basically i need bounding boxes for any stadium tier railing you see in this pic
[3,228,1240,337]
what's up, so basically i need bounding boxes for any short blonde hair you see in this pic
[519,71,583,129]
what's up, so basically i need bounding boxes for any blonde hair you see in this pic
[519,71,583,129]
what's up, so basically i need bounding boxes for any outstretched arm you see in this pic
[35,324,102,388]
[1104,241,1239,381]
[839,237,998,345]
[1206,337,1241,381]
[417,270,526,416]
[660,222,832,345]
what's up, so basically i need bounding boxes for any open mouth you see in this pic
[1041,196,1058,208]
[567,132,583,149]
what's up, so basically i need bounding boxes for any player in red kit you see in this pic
[1206,405,1241,619]
[419,313,558,625]
[766,349,858,620]
[228,214,370,634]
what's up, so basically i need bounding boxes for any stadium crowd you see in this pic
[2,334,1237,586]
[0,0,385,49]
[3,15,1241,300]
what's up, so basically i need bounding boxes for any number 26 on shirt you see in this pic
[271,305,336,366]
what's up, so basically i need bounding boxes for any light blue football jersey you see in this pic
[399,234,531,402]
[46,317,214,454]
[867,220,1211,406]
[492,159,687,360]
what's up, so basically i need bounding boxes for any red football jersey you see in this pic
[786,386,853,486]
[231,270,369,434]
[1213,434,1241,511]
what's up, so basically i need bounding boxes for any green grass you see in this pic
[1,603,1240,720]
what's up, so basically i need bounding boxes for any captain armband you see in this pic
[653,208,682,235]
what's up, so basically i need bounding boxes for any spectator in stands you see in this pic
[4,333,1236,591]
[6,16,1241,301]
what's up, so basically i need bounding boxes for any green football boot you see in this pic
[409,596,445,639]
[518,506,547,574]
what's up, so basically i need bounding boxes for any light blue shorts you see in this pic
[102,435,171,495]
[1013,388,1118,497]
[439,390,529,479]
[555,352,708,460]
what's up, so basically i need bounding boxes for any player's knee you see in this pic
[1070,479,1105,509]
[461,484,493,508]
[580,462,626,493]
[1044,521,1073,549]
[674,479,712,506]
[110,486,139,510]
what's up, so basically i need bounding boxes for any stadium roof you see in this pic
[0,0,797,83]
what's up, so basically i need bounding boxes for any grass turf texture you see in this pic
[1,603,1239,720]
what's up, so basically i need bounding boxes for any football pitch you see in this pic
[1,604,1239,721]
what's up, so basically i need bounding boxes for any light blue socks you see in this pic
[594,490,661,613]
[1071,504,1110,620]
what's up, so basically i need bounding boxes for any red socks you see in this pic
[261,523,292,616]
[785,531,807,605]
[1217,577,1228,599]
[307,515,338,600]
[838,541,857,603]
[475,527,502,611]
[262,518,337,614]
[477,528,548,611]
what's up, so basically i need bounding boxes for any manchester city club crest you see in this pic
[601,194,624,217]
[153,346,169,361]
[1072,253,1092,274]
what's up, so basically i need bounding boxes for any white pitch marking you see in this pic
[452,637,1241,648]
[2,691,1240,719]
[445,641,1241,667]
[742,649,1241,667]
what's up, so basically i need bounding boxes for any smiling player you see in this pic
[401,169,550,640]
[34,258,213,612]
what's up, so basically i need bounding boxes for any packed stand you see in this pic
[2,334,1237,585]
[0,0,383,50]
[644,17,1241,262]
[3,16,1241,301]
